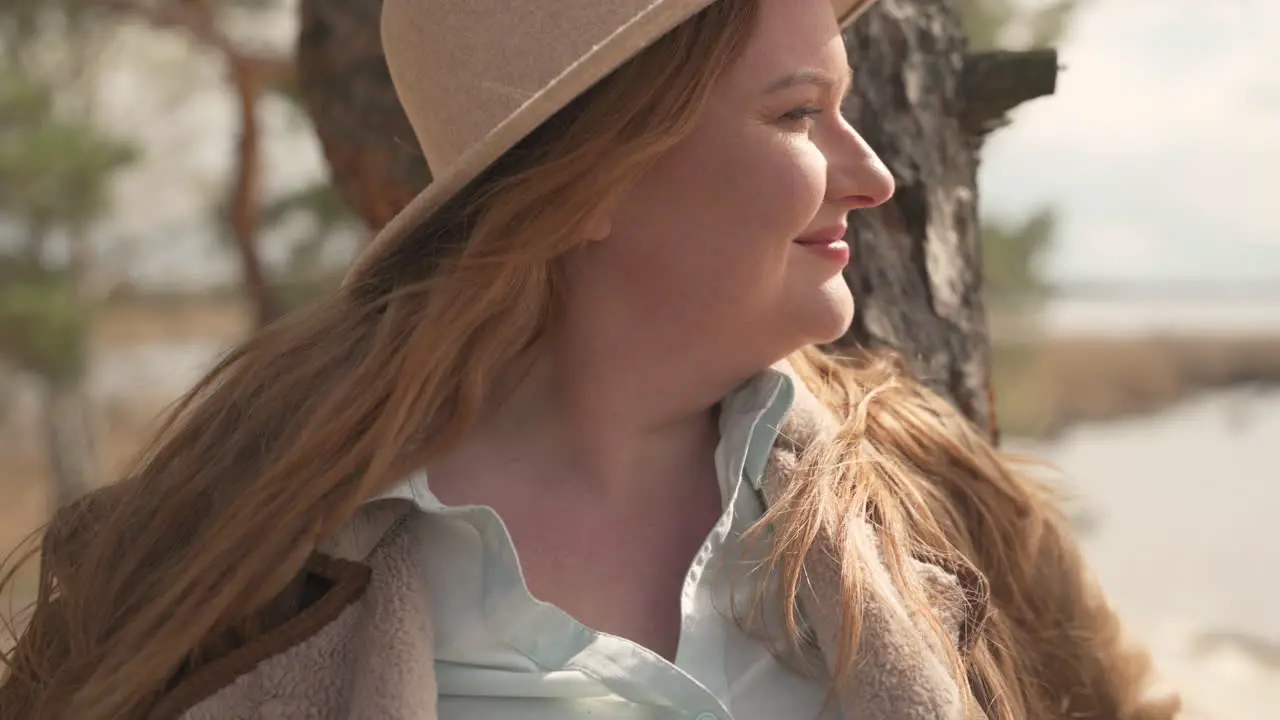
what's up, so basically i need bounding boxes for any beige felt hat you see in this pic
[344,0,878,286]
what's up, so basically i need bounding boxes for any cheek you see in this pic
[630,130,827,267]
[599,126,830,318]
[702,134,828,243]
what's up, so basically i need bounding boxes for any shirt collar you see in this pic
[371,367,798,508]
[718,367,796,492]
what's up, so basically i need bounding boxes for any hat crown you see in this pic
[381,0,696,176]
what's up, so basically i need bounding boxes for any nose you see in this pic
[826,122,895,210]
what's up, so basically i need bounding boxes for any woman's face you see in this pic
[564,0,894,376]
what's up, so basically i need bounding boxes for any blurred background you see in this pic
[0,0,1277,717]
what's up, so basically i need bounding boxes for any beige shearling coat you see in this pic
[4,372,1181,720]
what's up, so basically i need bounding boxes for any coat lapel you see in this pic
[760,363,973,720]
[177,516,437,720]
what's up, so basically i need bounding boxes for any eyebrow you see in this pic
[764,67,855,97]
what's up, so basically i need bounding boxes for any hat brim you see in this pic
[343,0,878,288]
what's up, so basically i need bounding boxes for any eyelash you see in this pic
[781,106,823,123]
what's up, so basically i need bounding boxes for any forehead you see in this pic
[724,0,848,88]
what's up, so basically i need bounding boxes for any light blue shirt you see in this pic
[374,369,835,720]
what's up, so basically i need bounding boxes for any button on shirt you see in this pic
[371,369,835,719]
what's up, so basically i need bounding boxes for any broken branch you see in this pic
[961,49,1060,135]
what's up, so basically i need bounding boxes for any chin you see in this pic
[796,277,855,345]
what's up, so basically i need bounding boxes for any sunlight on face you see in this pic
[568,0,894,375]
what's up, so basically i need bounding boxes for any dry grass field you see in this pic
[992,333,1280,437]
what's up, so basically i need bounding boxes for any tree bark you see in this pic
[960,49,1059,136]
[837,0,997,441]
[293,0,1059,443]
[297,0,429,231]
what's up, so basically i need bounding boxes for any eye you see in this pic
[779,106,823,125]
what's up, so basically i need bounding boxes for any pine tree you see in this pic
[0,9,139,506]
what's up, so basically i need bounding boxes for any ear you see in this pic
[580,202,614,243]
[581,184,632,243]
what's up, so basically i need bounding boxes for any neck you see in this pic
[456,323,750,496]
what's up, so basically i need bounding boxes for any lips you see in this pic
[794,224,851,264]
[793,225,849,246]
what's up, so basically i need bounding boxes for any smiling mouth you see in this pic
[795,238,851,264]
[793,226,851,265]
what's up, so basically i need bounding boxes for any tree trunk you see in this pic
[21,221,45,265]
[297,0,430,231]
[32,224,102,510]
[41,378,97,509]
[293,0,1059,442]
[837,0,996,441]
[228,57,286,328]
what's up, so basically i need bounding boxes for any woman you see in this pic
[0,0,1180,718]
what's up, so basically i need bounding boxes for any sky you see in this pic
[979,0,1280,283]
[88,0,1280,288]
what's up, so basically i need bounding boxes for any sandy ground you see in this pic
[1012,387,1280,720]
